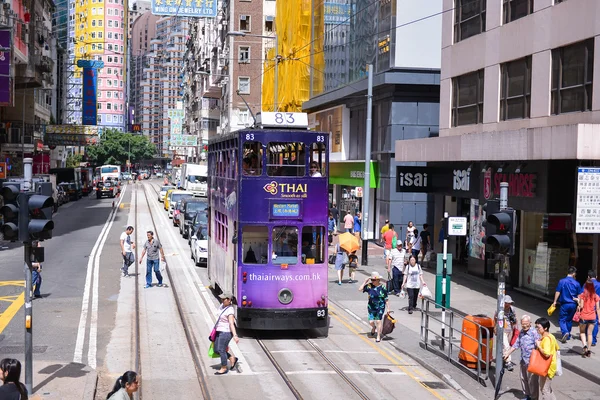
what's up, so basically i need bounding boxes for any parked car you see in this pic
[59,182,79,201]
[168,191,193,219]
[178,198,208,238]
[190,224,208,266]
[96,180,117,199]
[56,185,69,206]
[187,211,208,246]
[158,185,175,203]
[164,189,175,211]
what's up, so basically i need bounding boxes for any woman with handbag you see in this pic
[213,292,239,375]
[402,255,425,314]
[533,317,560,400]
[576,275,600,358]
[334,244,349,285]
[359,271,389,342]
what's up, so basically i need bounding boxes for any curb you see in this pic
[83,369,98,400]
[560,358,600,386]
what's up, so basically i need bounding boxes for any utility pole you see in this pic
[494,182,509,377]
[23,157,33,395]
[361,64,373,266]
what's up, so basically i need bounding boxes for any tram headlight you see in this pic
[278,288,293,305]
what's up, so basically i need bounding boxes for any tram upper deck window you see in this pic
[267,142,305,177]
[309,142,326,177]
[272,226,298,265]
[243,141,262,176]
[242,225,269,264]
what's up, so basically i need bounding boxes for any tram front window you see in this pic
[272,226,298,265]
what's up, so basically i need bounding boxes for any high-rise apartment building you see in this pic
[395,0,600,287]
[65,0,128,130]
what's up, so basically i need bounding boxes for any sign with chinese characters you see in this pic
[151,0,218,17]
[271,203,301,218]
[77,60,104,126]
[0,29,13,106]
[170,135,198,147]
[324,2,352,25]
[46,125,102,146]
[576,167,600,233]
[448,217,467,236]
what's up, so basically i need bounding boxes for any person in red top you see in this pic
[577,272,600,358]
[382,224,397,261]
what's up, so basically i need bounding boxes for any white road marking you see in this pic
[73,186,127,366]
[284,370,380,375]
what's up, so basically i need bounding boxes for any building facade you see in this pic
[395,0,600,294]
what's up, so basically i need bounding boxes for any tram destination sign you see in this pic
[270,200,302,219]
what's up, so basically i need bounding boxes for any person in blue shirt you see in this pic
[552,266,582,342]
[354,212,362,240]
[587,270,600,346]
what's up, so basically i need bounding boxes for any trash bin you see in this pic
[458,314,494,369]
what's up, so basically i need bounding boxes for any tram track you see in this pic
[135,181,213,400]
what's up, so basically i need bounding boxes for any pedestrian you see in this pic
[387,241,406,296]
[494,295,519,371]
[330,203,339,226]
[334,243,347,285]
[503,315,540,400]
[359,271,389,343]
[106,371,140,400]
[139,231,166,288]
[411,229,422,259]
[309,161,322,177]
[347,251,358,284]
[589,271,600,346]
[577,273,600,358]
[120,226,135,277]
[420,224,431,259]
[353,212,362,242]
[405,221,416,246]
[343,211,354,233]
[214,292,240,375]
[382,223,397,260]
[404,242,413,267]
[534,317,560,400]
[402,255,425,314]
[380,219,390,258]
[0,358,27,400]
[31,240,42,299]
[327,212,336,245]
[551,266,581,342]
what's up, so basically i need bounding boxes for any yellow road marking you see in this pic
[0,291,25,334]
[0,281,25,287]
[329,305,446,400]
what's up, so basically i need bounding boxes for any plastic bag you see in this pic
[420,284,433,299]
[547,304,556,316]
[208,343,220,358]
[555,351,563,376]
[400,290,407,299]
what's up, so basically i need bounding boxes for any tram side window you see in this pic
[301,226,326,264]
[267,142,305,177]
[309,142,326,177]
[242,141,262,176]
[272,226,298,265]
[242,225,268,264]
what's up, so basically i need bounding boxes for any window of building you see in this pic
[240,15,251,32]
[92,20,96,26]
[500,56,531,120]
[98,32,102,38]
[242,226,268,264]
[98,78,102,86]
[108,8,112,15]
[265,16,274,32]
[99,20,103,26]
[97,103,102,109]
[119,115,123,122]
[108,32,112,39]
[503,0,534,24]
[267,142,305,176]
[454,0,486,43]
[98,43,102,50]
[107,67,112,74]
[97,115,102,124]
[242,141,262,176]
[108,20,113,27]
[551,39,594,115]
[301,226,325,264]
[238,46,250,63]
[92,43,96,50]
[92,8,97,15]
[451,69,484,126]
[107,103,112,110]
[115,21,119,28]
[238,76,250,94]
[114,91,118,97]
[272,226,298,265]
[107,91,112,98]
[108,79,112,86]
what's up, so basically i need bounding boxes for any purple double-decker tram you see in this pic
[208,113,329,332]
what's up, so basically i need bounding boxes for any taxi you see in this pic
[164,189,175,211]
[96,180,117,199]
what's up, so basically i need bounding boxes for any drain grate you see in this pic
[0,346,48,354]
[421,381,448,389]
[373,368,393,373]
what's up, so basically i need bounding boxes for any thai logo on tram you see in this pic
[263,181,308,198]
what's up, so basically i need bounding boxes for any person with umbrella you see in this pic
[503,315,540,400]
[359,272,389,343]
[336,232,360,285]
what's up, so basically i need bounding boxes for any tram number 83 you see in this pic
[317,309,327,319]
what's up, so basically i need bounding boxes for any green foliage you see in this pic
[85,128,156,166]
[66,154,83,168]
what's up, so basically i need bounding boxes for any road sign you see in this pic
[576,167,600,233]
[448,216,467,236]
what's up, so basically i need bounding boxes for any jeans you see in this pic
[559,302,577,337]
[412,249,420,259]
[215,331,233,367]
[391,267,403,294]
[146,259,163,286]
[407,288,419,311]
[32,270,41,297]
[593,316,599,345]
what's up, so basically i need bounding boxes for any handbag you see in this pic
[527,338,553,377]
[386,272,393,293]
[573,309,581,323]
[510,327,520,346]
[392,234,397,248]
[547,304,556,316]
[208,342,220,358]
[342,252,349,265]
[328,254,336,265]
[209,306,231,342]
[381,312,396,336]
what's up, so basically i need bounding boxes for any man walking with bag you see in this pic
[552,266,581,342]
[387,241,405,296]
[120,226,135,277]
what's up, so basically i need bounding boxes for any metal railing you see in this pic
[420,297,492,383]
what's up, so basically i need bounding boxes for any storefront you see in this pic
[329,161,378,222]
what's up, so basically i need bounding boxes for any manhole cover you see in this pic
[373,368,393,373]
[0,346,48,354]
[421,381,448,389]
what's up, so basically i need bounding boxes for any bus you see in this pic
[95,165,122,182]
[208,112,329,333]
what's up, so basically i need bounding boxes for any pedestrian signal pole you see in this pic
[361,63,373,266]
[23,158,33,395]
[441,211,449,351]
[494,182,509,380]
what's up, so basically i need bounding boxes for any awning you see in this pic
[329,161,378,188]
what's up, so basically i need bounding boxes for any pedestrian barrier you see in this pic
[420,297,492,383]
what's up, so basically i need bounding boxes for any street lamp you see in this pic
[227,31,279,111]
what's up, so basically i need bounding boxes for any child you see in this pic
[348,251,359,283]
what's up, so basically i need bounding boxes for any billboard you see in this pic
[46,125,102,146]
[77,60,104,125]
[0,29,13,106]
[151,0,218,17]
[170,135,198,147]
[324,2,352,25]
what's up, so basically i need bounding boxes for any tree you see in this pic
[86,128,156,166]
[66,154,83,168]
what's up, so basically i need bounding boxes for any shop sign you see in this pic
[0,162,6,179]
[483,168,492,199]
[492,172,536,198]
[575,167,600,233]
[453,169,470,192]
[397,170,429,190]
[448,217,467,236]
[330,161,378,188]
[396,165,478,196]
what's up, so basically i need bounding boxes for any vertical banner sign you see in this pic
[0,29,13,106]
[168,109,185,150]
[576,167,600,233]
[77,60,105,125]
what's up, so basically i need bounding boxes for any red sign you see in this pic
[483,168,492,200]
[0,162,6,179]
[493,172,537,198]
[132,124,141,132]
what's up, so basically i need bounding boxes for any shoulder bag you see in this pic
[527,337,553,377]
[209,306,231,342]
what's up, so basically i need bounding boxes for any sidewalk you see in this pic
[336,240,600,399]
[31,361,97,399]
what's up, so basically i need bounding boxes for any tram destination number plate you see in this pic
[317,308,327,319]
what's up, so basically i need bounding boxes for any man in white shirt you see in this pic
[120,226,135,277]
[387,242,406,296]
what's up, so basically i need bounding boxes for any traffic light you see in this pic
[482,200,499,253]
[26,184,54,241]
[485,207,516,256]
[0,182,21,241]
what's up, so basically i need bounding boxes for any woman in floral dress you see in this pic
[359,271,389,342]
